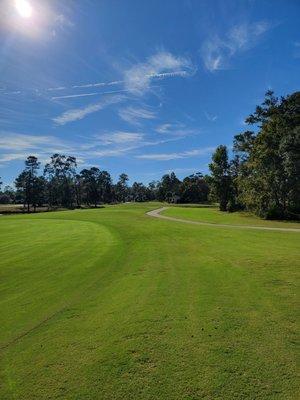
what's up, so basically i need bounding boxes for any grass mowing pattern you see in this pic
[0,203,299,399]
[162,206,300,229]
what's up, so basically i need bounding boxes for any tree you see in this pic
[98,171,112,203]
[180,172,209,203]
[25,156,41,211]
[74,174,83,208]
[0,185,16,204]
[44,154,77,208]
[148,181,159,200]
[157,172,181,202]
[209,145,232,211]
[115,173,129,202]
[15,156,41,212]
[80,167,101,207]
[227,155,243,211]
[233,91,300,218]
[34,176,47,207]
[131,182,150,202]
[15,171,30,211]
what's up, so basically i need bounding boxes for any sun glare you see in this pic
[15,0,33,18]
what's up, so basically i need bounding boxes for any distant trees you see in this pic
[98,171,113,203]
[79,168,113,206]
[0,178,11,205]
[130,182,147,201]
[4,161,213,210]
[157,172,181,202]
[148,181,158,200]
[0,185,15,204]
[44,154,77,209]
[115,173,129,202]
[209,146,232,211]
[151,172,210,203]
[80,167,101,207]
[15,156,41,212]
[180,173,209,203]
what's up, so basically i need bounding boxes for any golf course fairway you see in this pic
[0,203,299,399]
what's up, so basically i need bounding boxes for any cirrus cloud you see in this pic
[53,94,125,125]
[202,21,271,71]
[136,146,215,161]
[124,51,195,94]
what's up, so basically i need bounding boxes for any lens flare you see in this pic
[15,0,33,18]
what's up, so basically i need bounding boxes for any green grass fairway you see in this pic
[0,203,299,399]
[162,205,300,229]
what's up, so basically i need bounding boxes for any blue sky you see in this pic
[0,0,299,186]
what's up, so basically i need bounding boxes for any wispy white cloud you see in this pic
[3,91,22,96]
[51,89,128,100]
[0,133,67,151]
[97,131,144,145]
[53,94,124,125]
[204,111,218,122]
[148,70,189,79]
[118,106,157,125]
[0,153,29,163]
[72,80,123,89]
[0,132,74,166]
[202,21,271,71]
[155,123,173,134]
[0,123,198,168]
[47,86,66,91]
[155,123,197,137]
[51,92,102,100]
[0,131,131,167]
[2,52,193,101]
[136,147,215,161]
[51,13,75,37]
[87,148,134,158]
[124,51,195,94]
[84,130,189,160]
[2,81,124,98]
[54,14,74,28]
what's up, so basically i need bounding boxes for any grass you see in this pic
[162,205,300,229]
[0,202,299,399]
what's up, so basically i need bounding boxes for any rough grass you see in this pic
[0,202,299,399]
[162,205,300,229]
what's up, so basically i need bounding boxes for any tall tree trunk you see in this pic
[219,199,227,211]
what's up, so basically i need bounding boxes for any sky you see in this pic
[0,0,299,186]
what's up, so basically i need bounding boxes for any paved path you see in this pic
[146,207,300,233]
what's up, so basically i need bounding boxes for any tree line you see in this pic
[0,154,210,211]
[0,91,299,219]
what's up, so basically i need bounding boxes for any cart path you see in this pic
[146,207,300,232]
